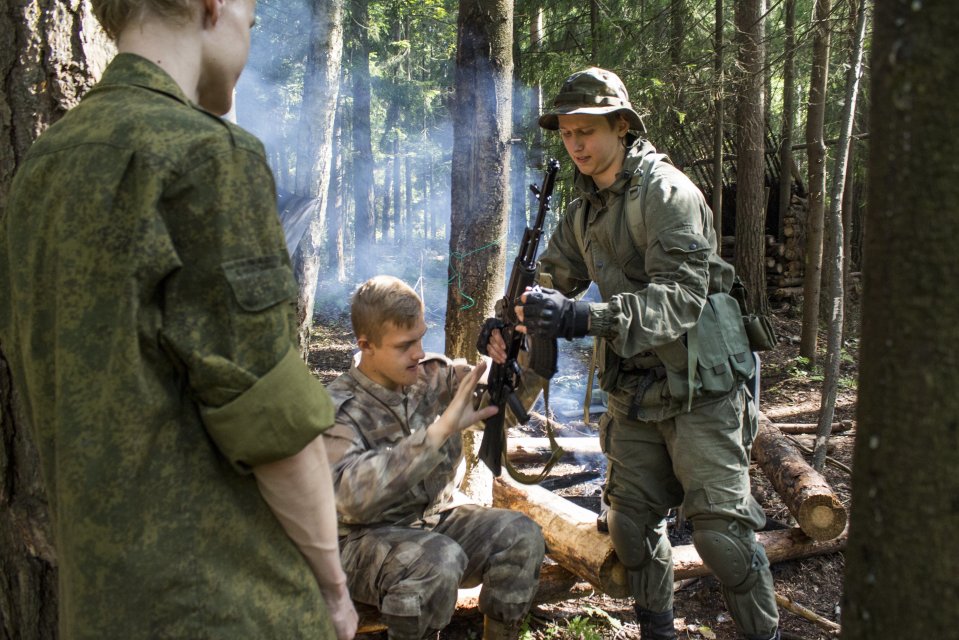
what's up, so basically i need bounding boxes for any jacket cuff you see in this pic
[586,303,618,338]
[200,346,335,473]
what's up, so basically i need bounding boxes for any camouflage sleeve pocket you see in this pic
[222,255,297,312]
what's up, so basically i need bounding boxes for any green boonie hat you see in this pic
[539,67,645,133]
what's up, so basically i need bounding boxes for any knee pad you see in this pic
[692,526,765,594]
[607,508,657,570]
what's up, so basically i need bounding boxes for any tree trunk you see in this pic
[529,4,544,171]
[509,16,528,246]
[711,0,724,235]
[325,91,346,282]
[1,3,112,637]
[778,0,796,236]
[843,4,959,637]
[404,154,413,240]
[392,137,401,243]
[670,0,685,66]
[449,0,513,498]
[733,0,768,315]
[379,156,393,241]
[799,0,832,362]
[812,0,867,472]
[349,0,375,279]
[293,0,345,349]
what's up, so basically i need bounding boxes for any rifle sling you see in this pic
[502,381,566,485]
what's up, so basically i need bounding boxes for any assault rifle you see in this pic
[478,159,563,481]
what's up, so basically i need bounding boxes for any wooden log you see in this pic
[672,526,848,578]
[493,476,848,597]
[507,436,603,465]
[752,413,848,541]
[493,476,630,598]
[775,420,853,434]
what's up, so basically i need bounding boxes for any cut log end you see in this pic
[798,498,848,541]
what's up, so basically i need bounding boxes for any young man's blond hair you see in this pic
[92,0,196,40]
[351,275,425,345]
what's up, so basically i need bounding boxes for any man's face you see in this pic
[198,0,256,115]
[557,113,628,190]
[357,316,428,391]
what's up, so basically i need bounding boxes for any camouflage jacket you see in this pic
[323,354,474,536]
[538,139,736,416]
[0,54,336,639]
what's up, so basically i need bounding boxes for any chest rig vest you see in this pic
[569,153,755,421]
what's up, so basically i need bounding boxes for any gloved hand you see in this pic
[522,287,590,340]
[476,317,506,356]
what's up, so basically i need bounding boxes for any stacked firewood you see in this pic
[718,194,807,302]
[772,194,807,299]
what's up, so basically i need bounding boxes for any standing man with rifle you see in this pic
[481,68,780,640]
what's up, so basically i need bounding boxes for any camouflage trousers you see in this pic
[600,386,779,638]
[340,505,545,640]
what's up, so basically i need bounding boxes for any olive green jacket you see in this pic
[0,54,336,639]
[538,139,737,418]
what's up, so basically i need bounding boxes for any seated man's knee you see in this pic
[607,508,662,570]
[691,519,767,594]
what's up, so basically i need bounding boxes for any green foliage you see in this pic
[561,615,604,640]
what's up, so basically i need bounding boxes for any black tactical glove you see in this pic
[476,317,506,356]
[522,287,590,340]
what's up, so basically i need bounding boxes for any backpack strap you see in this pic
[623,152,668,250]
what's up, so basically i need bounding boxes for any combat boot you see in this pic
[745,630,780,640]
[634,605,677,640]
[482,615,523,640]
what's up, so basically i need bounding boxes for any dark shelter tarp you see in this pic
[276,189,319,257]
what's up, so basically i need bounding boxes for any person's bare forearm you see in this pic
[253,436,347,590]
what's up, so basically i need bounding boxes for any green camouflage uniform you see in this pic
[537,138,779,638]
[324,355,545,639]
[0,54,338,639]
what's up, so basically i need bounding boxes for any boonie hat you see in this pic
[539,67,645,133]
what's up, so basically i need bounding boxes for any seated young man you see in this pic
[322,275,546,640]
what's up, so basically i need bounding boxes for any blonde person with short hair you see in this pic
[0,1,356,638]
[323,275,546,640]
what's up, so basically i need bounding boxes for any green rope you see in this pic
[448,239,502,310]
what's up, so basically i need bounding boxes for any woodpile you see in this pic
[718,193,807,302]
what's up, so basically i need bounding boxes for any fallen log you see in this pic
[752,413,848,541]
[671,526,848,578]
[775,420,853,434]
[492,476,629,598]
[507,436,603,465]
[492,477,848,596]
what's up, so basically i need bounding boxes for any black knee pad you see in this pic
[691,525,765,593]
[607,508,657,570]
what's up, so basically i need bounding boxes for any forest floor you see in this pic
[308,291,859,640]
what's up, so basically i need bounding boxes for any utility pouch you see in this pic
[743,313,777,351]
[697,292,755,392]
[730,277,778,352]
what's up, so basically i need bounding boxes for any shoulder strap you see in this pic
[624,152,667,250]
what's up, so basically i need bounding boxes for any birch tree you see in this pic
[292,0,345,347]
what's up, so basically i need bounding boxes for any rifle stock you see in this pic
[478,159,560,477]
